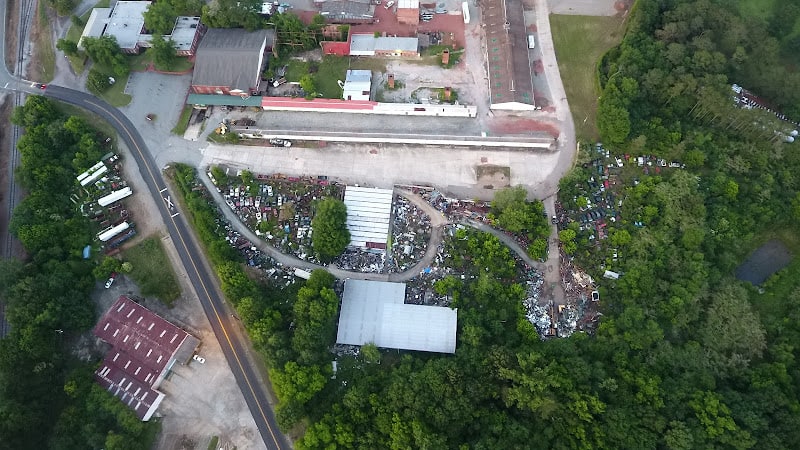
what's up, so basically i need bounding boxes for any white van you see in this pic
[527,34,536,49]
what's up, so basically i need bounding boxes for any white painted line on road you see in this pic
[159,187,168,193]
[171,212,180,218]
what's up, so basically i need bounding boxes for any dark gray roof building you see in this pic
[191,28,276,95]
[319,0,376,23]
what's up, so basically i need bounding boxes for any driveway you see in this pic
[548,0,621,16]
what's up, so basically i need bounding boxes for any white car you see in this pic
[193,354,206,364]
[104,272,117,289]
[384,0,394,8]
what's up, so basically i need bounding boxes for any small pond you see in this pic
[735,239,794,285]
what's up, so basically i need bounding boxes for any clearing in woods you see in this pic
[550,14,626,141]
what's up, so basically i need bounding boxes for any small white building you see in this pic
[342,69,372,101]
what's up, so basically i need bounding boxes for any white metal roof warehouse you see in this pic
[344,186,394,249]
[336,280,458,353]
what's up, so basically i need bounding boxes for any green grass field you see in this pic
[124,236,181,305]
[35,2,55,82]
[172,106,193,135]
[551,15,626,142]
[285,56,349,98]
[128,50,194,73]
[98,70,132,107]
[736,0,775,20]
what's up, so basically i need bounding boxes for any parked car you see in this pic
[104,272,118,289]
[384,0,394,8]
[193,354,206,364]
[269,138,292,147]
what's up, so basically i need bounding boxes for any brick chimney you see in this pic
[444,87,451,101]
[388,74,395,89]
[442,48,450,65]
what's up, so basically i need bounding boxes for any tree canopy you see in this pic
[311,198,350,262]
[1,97,157,448]
[81,36,129,77]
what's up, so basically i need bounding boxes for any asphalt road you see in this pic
[40,86,289,450]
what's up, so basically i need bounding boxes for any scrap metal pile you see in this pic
[388,196,432,272]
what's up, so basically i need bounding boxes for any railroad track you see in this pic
[1,0,38,336]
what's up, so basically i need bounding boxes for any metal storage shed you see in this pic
[344,186,394,249]
[336,280,458,353]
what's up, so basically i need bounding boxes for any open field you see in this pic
[128,50,194,73]
[284,55,349,98]
[736,0,775,20]
[92,65,132,106]
[551,14,625,141]
[33,2,55,82]
[123,236,181,305]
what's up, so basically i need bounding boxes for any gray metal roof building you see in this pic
[336,280,458,353]
[320,0,375,22]
[344,186,394,249]
[191,28,276,94]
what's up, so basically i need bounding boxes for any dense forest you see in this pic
[275,0,800,448]
[0,97,158,449]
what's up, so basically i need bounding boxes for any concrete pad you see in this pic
[548,0,619,16]
[201,142,562,200]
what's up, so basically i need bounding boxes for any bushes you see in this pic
[87,68,113,94]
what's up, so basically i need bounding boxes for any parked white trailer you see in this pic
[294,268,312,280]
[98,187,132,207]
[78,161,108,186]
[98,222,130,242]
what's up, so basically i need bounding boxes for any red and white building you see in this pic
[93,296,200,421]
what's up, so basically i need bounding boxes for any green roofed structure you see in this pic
[186,94,263,108]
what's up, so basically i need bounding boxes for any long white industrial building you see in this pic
[343,186,393,249]
[98,187,132,207]
[98,222,130,242]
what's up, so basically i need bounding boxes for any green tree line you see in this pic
[0,97,158,449]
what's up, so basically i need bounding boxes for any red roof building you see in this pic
[93,296,200,421]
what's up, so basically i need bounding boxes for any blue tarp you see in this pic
[82,245,91,259]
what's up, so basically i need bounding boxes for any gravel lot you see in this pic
[202,142,563,199]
